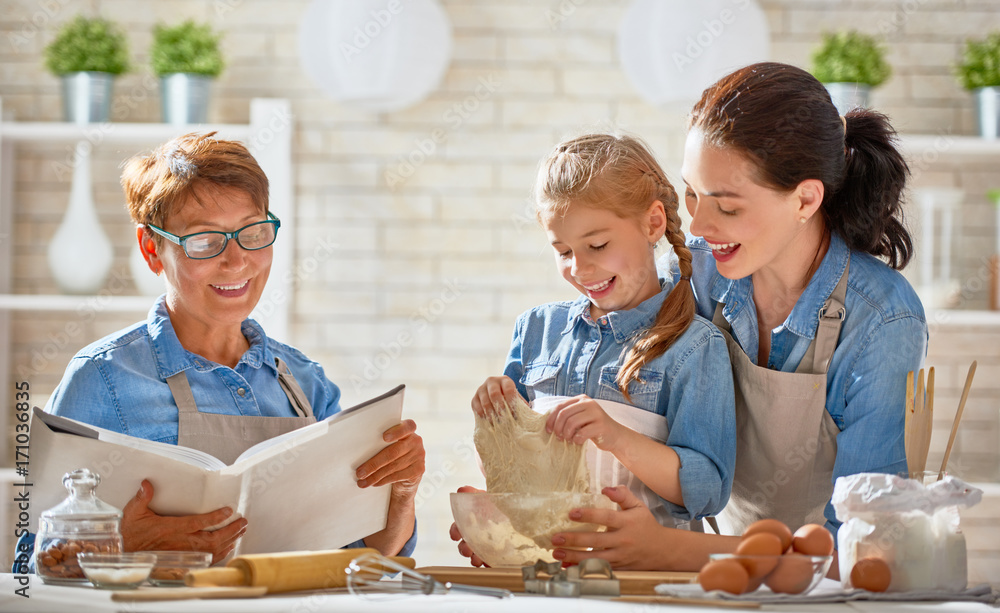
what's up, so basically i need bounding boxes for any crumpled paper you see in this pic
[833,473,983,520]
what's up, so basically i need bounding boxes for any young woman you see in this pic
[547,63,926,574]
[455,134,737,568]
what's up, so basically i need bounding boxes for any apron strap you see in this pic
[712,302,729,331]
[165,360,315,419]
[796,257,850,375]
[165,371,199,415]
[711,256,851,376]
[275,357,315,419]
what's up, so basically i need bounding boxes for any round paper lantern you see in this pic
[298,0,452,112]
[618,0,770,106]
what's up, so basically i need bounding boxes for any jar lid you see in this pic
[40,468,123,522]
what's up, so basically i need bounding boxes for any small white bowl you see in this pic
[78,552,156,589]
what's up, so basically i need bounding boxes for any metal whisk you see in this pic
[345,552,512,599]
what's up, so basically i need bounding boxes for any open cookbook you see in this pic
[28,385,405,555]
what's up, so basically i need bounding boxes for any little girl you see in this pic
[470,134,736,539]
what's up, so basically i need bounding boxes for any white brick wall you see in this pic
[2,0,999,573]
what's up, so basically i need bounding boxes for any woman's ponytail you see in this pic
[829,110,912,269]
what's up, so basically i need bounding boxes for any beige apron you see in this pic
[167,357,316,465]
[531,396,698,531]
[713,259,849,536]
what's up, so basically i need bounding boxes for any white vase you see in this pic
[47,142,114,294]
[129,243,165,296]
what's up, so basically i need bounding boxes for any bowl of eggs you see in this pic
[698,520,834,596]
[450,491,616,567]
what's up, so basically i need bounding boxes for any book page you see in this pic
[227,385,405,554]
[34,409,226,470]
[28,409,234,527]
[233,384,406,463]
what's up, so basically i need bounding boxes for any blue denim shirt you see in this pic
[15,297,416,568]
[658,233,927,537]
[503,281,736,521]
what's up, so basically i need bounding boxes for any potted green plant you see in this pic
[43,15,130,123]
[150,20,225,124]
[810,31,892,114]
[955,33,1000,139]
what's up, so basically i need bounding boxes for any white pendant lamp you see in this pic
[298,0,452,113]
[618,0,770,106]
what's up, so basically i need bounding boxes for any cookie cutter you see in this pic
[521,558,620,597]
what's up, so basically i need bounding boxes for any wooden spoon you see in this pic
[938,361,977,481]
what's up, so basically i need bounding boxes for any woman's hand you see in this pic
[356,419,425,498]
[471,376,522,417]
[449,485,488,567]
[550,485,670,570]
[121,479,247,565]
[545,395,627,452]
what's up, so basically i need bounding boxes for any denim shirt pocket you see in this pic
[521,360,561,399]
[596,365,663,412]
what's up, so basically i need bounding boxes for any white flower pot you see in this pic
[824,82,871,115]
[160,73,213,124]
[974,86,1000,140]
[60,72,114,124]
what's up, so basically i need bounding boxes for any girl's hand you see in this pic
[546,395,626,452]
[449,485,489,567]
[550,485,669,570]
[471,376,522,417]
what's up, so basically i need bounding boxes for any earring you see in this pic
[799,217,807,224]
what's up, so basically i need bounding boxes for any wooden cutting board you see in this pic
[415,566,697,595]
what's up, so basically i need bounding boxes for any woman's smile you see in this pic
[706,241,741,262]
[210,279,251,297]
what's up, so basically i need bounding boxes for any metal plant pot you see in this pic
[824,82,871,115]
[160,73,213,124]
[974,87,1000,140]
[60,72,115,124]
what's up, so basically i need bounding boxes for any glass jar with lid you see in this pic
[34,468,124,584]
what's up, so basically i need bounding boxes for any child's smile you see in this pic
[544,203,664,319]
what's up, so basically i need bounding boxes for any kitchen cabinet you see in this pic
[0,97,294,466]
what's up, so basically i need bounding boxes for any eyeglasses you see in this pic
[146,211,280,260]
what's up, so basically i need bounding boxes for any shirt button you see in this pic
[237,388,246,397]
[599,317,608,325]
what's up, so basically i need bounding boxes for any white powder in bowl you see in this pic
[84,567,150,587]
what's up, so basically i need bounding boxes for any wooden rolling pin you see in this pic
[185,548,415,594]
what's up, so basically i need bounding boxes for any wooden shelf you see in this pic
[0,120,251,143]
[0,294,155,312]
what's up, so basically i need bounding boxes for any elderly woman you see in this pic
[34,133,423,562]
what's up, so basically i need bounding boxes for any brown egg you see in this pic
[744,574,765,593]
[735,533,783,579]
[791,524,834,556]
[851,557,892,592]
[764,554,815,594]
[742,518,793,552]
[698,559,750,595]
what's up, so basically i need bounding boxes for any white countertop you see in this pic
[1,574,996,613]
